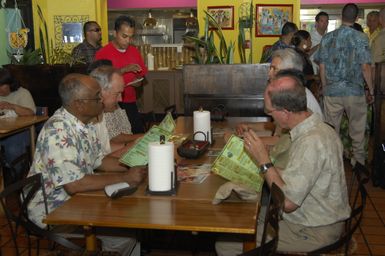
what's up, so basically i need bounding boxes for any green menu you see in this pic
[158,112,176,133]
[119,125,173,167]
[212,135,264,192]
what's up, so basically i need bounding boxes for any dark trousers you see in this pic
[119,102,144,134]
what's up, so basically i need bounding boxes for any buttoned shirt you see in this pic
[315,25,372,97]
[27,107,103,227]
[282,114,351,227]
[371,28,385,64]
[93,113,112,156]
[364,26,381,47]
[71,40,101,64]
[310,29,324,74]
[263,39,293,63]
[104,107,132,139]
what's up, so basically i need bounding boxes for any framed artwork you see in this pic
[207,6,234,30]
[255,4,293,37]
[54,15,89,52]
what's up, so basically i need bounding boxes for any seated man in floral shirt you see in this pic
[27,73,146,256]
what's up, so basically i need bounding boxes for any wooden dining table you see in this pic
[0,115,48,157]
[43,116,276,252]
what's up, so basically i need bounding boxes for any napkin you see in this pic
[212,181,258,205]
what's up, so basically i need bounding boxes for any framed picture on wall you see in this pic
[255,4,293,37]
[207,6,234,30]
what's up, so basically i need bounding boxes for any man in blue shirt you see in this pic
[261,22,298,63]
[315,3,374,171]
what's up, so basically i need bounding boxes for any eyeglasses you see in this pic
[264,107,281,115]
[88,28,101,33]
[76,97,102,103]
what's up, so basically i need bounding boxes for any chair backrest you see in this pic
[36,106,48,116]
[309,174,367,255]
[240,183,285,256]
[0,173,83,255]
[164,104,177,119]
[141,111,156,132]
[0,145,31,187]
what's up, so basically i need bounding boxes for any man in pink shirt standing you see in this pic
[96,15,148,133]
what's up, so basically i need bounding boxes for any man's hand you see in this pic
[123,166,147,186]
[0,101,14,110]
[243,129,270,165]
[365,90,375,104]
[235,123,250,136]
[121,64,142,74]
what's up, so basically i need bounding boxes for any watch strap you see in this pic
[260,162,274,174]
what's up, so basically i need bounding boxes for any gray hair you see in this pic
[269,69,307,113]
[58,73,88,107]
[272,48,303,71]
[89,65,118,91]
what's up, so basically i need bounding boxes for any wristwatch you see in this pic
[259,162,274,174]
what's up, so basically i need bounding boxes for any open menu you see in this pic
[212,135,264,192]
[119,113,176,167]
[158,112,176,133]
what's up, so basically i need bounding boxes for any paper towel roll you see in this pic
[193,110,211,143]
[148,141,174,191]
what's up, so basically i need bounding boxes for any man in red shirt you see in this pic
[96,15,148,133]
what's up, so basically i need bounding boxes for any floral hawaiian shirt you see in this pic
[27,107,103,227]
[315,25,372,97]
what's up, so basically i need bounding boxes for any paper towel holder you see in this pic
[146,164,178,196]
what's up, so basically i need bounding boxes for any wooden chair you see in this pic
[0,173,83,255]
[277,170,368,256]
[35,106,48,116]
[239,183,285,256]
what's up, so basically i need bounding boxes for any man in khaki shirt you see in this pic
[216,69,350,255]
[371,8,385,64]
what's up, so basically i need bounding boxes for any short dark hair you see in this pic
[342,3,359,23]
[0,68,20,92]
[114,15,135,31]
[367,10,379,18]
[87,59,113,74]
[281,22,298,36]
[269,69,307,113]
[292,30,311,47]
[83,21,99,35]
[315,11,329,22]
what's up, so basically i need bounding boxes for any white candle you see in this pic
[147,53,154,71]
[193,110,211,143]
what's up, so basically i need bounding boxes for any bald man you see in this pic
[216,69,350,255]
[28,74,146,255]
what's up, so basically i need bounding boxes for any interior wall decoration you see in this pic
[54,15,89,52]
[207,5,234,30]
[255,4,293,37]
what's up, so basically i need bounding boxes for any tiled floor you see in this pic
[1,162,385,256]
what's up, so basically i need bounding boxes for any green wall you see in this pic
[0,9,9,66]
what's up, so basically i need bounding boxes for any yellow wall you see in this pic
[32,0,107,55]
[197,0,300,63]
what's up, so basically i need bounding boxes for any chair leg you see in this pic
[36,239,40,256]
